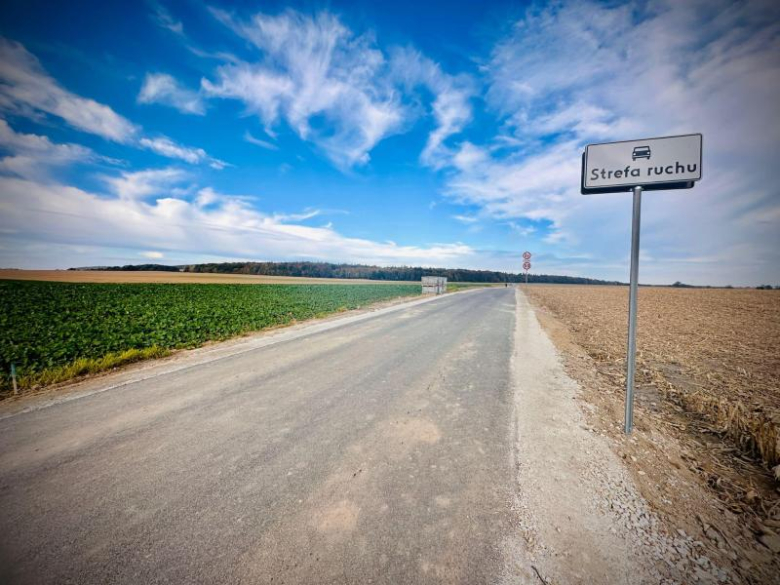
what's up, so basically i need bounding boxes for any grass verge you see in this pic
[4,346,170,397]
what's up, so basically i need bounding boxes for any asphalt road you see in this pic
[0,288,519,584]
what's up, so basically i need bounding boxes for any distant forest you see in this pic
[73,264,182,272]
[73,261,623,285]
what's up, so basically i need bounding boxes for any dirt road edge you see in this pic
[506,288,731,584]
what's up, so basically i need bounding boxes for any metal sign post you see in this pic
[624,186,642,432]
[582,134,702,434]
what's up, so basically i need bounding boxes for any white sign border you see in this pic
[581,133,703,195]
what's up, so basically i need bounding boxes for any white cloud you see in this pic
[0,119,81,155]
[139,137,206,164]
[0,118,121,181]
[0,39,222,168]
[435,0,780,285]
[508,222,536,237]
[194,187,219,208]
[272,209,321,222]
[202,11,475,170]
[452,214,479,224]
[140,251,164,259]
[446,139,582,228]
[0,170,474,267]
[151,4,183,35]
[389,47,475,169]
[138,136,228,169]
[244,131,278,150]
[104,167,187,201]
[485,0,780,154]
[203,9,407,168]
[138,73,205,115]
[0,38,138,143]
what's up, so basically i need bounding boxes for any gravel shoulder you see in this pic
[519,288,778,584]
[509,289,735,584]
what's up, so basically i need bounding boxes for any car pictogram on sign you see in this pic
[632,146,651,160]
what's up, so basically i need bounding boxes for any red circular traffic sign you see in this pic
[522,251,532,260]
[523,261,531,271]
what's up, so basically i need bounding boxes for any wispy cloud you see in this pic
[390,47,475,169]
[244,131,278,150]
[0,119,94,178]
[103,167,187,201]
[452,214,479,224]
[203,9,407,169]
[138,136,228,169]
[150,8,473,172]
[139,137,208,164]
[150,3,183,36]
[272,209,321,222]
[508,222,536,237]
[0,119,127,183]
[0,38,139,143]
[138,73,205,115]
[0,39,224,169]
[434,0,780,284]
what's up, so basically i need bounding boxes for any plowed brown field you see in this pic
[525,285,780,581]
[525,285,780,470]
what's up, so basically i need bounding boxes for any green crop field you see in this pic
[0,280,421,393]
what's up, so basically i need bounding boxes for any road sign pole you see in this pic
[582,134,702,433]
[625,185,643,433]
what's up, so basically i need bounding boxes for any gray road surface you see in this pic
[0,288,519,584]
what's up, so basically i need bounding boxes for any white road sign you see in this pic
[582,134,702,194]
[580,132,703,434]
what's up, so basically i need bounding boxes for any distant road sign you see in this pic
[582,134,702,194]
[523,261,531,271]
[522,251,531,260]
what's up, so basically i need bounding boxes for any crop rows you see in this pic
[0,280,421,392]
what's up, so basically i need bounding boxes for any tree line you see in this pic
[76,261,620,285]
[69,263,780,288]
[70,264,182,272]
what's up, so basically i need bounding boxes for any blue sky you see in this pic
[0,0,778,285]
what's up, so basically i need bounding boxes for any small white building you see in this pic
[422,276,447,294]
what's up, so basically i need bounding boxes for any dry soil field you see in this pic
[0,270,417,285]
[525,285,780,469]
[525,284,780,581]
